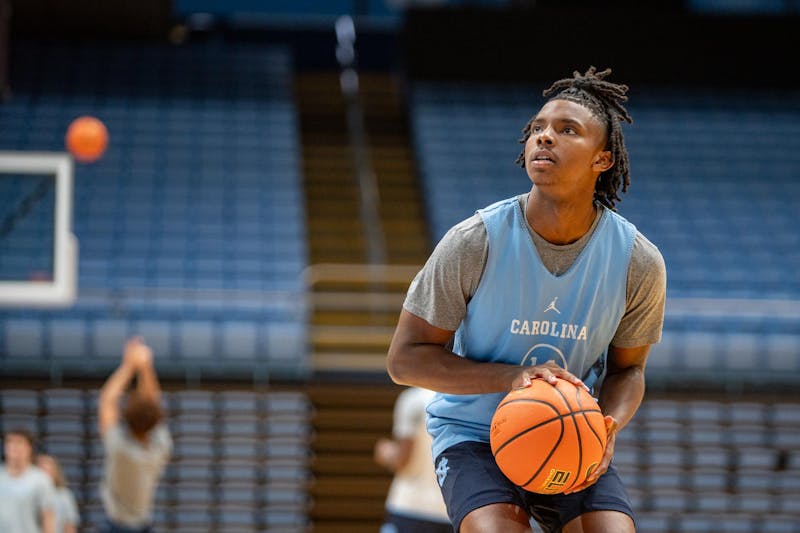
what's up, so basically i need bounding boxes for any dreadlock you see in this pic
[515,67,633,210]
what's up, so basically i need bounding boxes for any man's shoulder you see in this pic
[632,231,666,272]
[432,213,488,265]
[445,212,487,241]
[20,466,52,488]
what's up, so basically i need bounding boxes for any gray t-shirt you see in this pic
[0,465,56,533]
[53,487,80,533]
[101,423,172,528]
[404,194,666,348]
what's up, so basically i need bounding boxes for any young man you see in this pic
[0,429,56,533]
[374,386,452,533]
[98,337,172,533]
[387,67,666,532]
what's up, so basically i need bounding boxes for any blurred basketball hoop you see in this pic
[0,151,77,307]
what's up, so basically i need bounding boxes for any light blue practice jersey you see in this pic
[428,197,636,458]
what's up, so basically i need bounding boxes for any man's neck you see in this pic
[525,190,598,245]
[5,462,29,477]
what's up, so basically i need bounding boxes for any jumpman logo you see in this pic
[544,297,561,314]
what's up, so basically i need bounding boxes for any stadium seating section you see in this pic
[0,40,308,374]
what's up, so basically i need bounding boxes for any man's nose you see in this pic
[536,127,554,145]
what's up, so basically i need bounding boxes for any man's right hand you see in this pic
[510,360,589,392]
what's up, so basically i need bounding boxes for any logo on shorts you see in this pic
[435,457,450,487]
[541,468,572,493]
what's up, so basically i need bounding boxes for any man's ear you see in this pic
[592,150,614,173]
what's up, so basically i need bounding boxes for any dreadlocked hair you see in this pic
[515,66,633,210]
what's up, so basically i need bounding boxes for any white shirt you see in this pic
[0,465,56,533]
[385,387,449,522]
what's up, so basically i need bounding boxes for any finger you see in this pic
[512,371,533,390]
[604,415,619,433]
[543,366,589,390]
[564,461,608,495]
[564,478,594,495]
[528,367,557,385]
[539,370,557,385]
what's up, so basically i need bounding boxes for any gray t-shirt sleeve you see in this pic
[403,213,488,331]
[611,232,667,348]
[403,212,666,347]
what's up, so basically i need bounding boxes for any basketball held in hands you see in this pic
[490,378,607,494]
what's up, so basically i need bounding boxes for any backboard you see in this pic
[0,151,77,307]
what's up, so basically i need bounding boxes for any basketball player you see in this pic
[98,337,172,533]
[374,386,452,533]
[387,67,666,532]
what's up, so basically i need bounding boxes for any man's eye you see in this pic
[563,127,575,134]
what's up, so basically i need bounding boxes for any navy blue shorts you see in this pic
[101,519,152,533]
[435,441,635,533]
[380,511,454,533]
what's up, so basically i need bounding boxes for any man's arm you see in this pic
[374,436,414,473]
[598,344,649,430]
[386,310,587,394]
[134,343,161,404]
[40,507,55,533]
[565,343,649,494]
[98,337,153,437]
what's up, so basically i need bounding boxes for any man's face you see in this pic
[524,99,611,200]
[3,434,33,466]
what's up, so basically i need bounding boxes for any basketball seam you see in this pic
[520,417,564,490]
[497,398,564,410]
[554,384,582,492]
[575,386,605,448]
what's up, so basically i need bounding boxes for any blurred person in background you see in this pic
[98,337,172,533]
[375,386,452,533]
[0,428,56,533]
[36,454,79,533]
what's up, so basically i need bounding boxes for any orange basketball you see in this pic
[65,116,108,163]
[490,378,607,494]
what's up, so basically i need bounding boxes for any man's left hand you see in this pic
[563,415,619,495]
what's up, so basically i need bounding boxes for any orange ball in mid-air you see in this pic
[65,116,108,163]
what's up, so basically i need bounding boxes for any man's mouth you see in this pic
[531,152,556,166]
